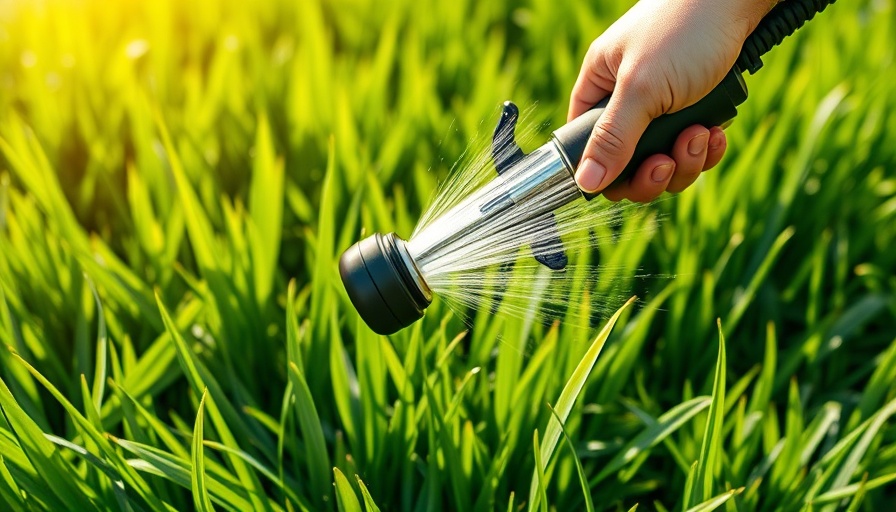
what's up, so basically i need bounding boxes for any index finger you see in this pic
[568,76,612,122]
[568,44,616,121]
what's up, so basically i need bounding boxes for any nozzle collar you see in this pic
[339,233,431,335]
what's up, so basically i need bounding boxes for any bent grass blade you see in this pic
[528,296,636,511]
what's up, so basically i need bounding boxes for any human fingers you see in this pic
[602,153,676,203]
[567,40,616,122]
[702,126,727,171]
[666,125,711,193]
[573,80,655,194]
[604,124,727,200]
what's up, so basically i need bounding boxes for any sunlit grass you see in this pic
[1,0,895,510]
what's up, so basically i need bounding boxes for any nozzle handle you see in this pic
[552,67,749,200]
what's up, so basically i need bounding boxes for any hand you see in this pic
[569,0,773,202]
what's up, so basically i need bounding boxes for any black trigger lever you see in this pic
[491,101,525,175]
[491,100,568,271]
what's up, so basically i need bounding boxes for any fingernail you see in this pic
[709,132,723,151]
[651,163,674,183]
[688,133,709,156]
[575,158,607,192]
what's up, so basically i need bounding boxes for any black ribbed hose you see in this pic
[737,0,838,74]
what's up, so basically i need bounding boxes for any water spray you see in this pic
[340,0,837,335]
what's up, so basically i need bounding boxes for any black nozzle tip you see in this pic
[339,233,432,335]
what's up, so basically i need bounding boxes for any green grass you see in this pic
[1,0,895,510]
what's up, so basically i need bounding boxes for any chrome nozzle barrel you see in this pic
[408,142,579,266]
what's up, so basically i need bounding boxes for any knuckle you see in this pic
[589,124,628,159]
[620,67,655,96]
[584,41,604,72]
[708,131,727,152]
[586,35,614,62]
[628,76,655,99]
[618,66,672,115]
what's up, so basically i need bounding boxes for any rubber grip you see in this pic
[552,68,749,200]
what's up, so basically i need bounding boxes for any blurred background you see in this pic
[1,0,895,510]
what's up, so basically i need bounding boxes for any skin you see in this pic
[569,0,777,202]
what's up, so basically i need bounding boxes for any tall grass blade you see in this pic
[87,279,108,412]
[192,389,215,512]
[155,293,270,511]
[333,468,363,512]
[355,475,382,512]
[690,321,727,506]
[248,113,285,304]
[0,374,98,511]
[546,405,594,512]
[528,296,635,511]
[286,362,331,506]
[0,453,26,512]
[117,440,252,512]
[532,429,549,512]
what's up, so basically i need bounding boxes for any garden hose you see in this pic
[737,0,838,74]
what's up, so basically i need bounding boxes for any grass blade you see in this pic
[333,468,363,512]
[546,405,594,512]
[286,362,331,506]
[594,397,712,486]
[248,113,285,304]
[85,279,109,413]
[43,434,135,512]
[355,475,382,512]
[0,373,98,511]
[690,320,727,506]
[532,429,548,512]
[118,440,251,512]
[684,488,743,512]
[0,453,27,512]
[528,295,635,511]
[812,472,896,504]
[155,292,270,511]
[192,388,215,512]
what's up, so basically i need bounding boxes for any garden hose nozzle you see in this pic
[339,0,837,335]
[340,69,748,334]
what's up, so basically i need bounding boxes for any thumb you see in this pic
[574,89,654,194]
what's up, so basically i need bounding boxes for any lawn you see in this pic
[1,0,895,510]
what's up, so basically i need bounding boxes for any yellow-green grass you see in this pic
[1,0,895,510]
